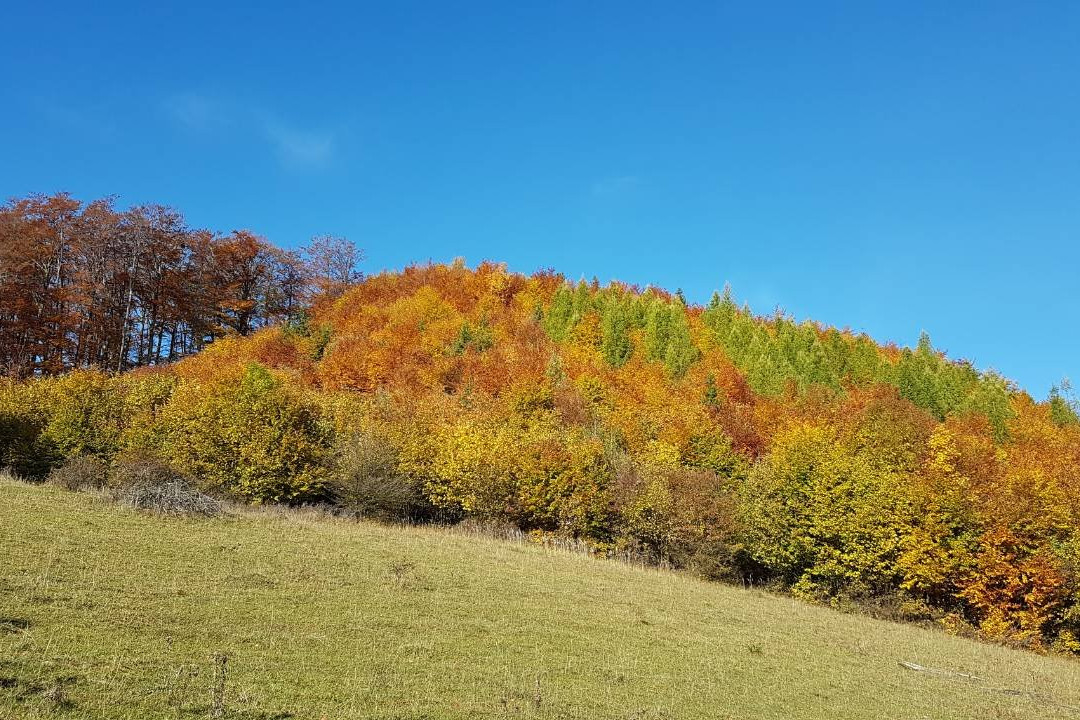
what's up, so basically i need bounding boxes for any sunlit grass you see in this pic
[1,476,1078,719]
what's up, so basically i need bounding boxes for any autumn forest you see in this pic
[3,192,1080,655]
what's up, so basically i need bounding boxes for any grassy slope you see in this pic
[1,480,1079,720]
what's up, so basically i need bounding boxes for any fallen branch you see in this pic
[898,661,984,682]
[900,660,1080,713]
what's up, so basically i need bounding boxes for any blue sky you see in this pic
[2,2,1078,397]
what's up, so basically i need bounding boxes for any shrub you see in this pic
[109,451,222,516]
[331,431,424,520]
[0,409,51,480]
[611,455,674,561]
[47,455,109,491]
[426,419,516,517]
[424,417,613,537]
[159,364,331,504]
[0,380,51,478]
[116,372,179,452]
[513,423,612,538]
[108,450,182,489]
[613,454,738,575]
[738,422,916,601]
[35,370,125,461]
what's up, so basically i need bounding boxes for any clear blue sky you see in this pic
[2,2,1077,397]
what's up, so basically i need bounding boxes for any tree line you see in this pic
[0,193,360,378]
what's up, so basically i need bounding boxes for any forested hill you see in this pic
[2,195,1080,655]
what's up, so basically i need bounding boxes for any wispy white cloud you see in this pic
[261,118,335,167]
[163,92,337,168]
[163,92,223,132]
[591,175,640,198]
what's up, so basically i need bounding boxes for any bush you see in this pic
[613,455,738,575]
[47,455,109,491]
[0,410,51,479]
[158,364,331,504]
[108,450,178,488]
[331,431,424,520]
[35,370,125,461]
[109,451,222,516]
[737,423,916,601]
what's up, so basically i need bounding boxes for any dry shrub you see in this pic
[47,455,109,491]
[331,431,424,520]
[109,451,222,517]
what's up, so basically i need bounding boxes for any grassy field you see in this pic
[2,478,1079,719]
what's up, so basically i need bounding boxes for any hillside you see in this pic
[2,478,1079,719]
[3,260,1080,653]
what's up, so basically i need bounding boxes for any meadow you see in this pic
[2,477,1079,720]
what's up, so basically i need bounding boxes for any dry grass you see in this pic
[1,476,1079,719]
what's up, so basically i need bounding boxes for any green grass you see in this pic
[2,478,1079,719]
